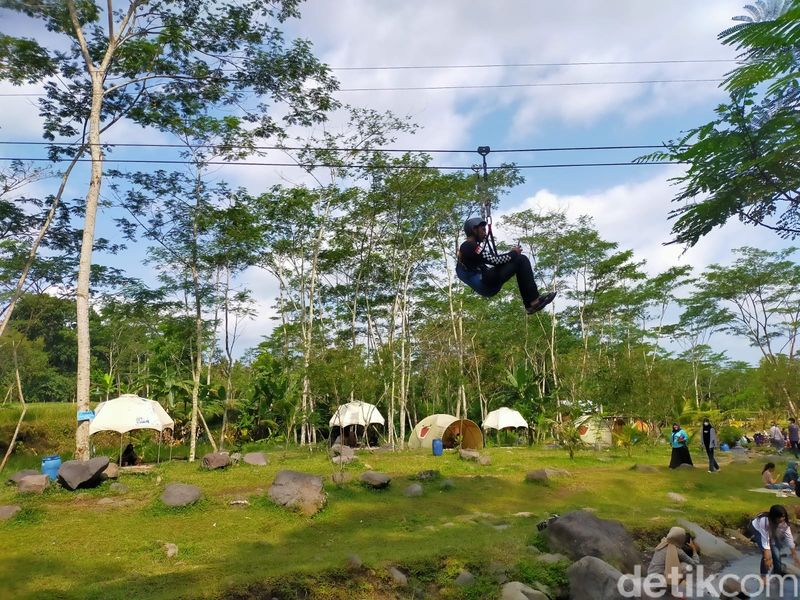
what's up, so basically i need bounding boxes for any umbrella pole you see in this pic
[119,433,124,465]
[157,431,162,464]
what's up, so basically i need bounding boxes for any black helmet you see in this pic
[463,217,486,237]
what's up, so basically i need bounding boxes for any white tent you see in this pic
[90,394,174,435]
[574,414,612,447]
[408,414,483,450]
[329,401,385,428]
[483,407,528,430]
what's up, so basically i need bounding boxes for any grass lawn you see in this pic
[0,406,795,599]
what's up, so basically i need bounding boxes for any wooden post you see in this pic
[0,342,28,472]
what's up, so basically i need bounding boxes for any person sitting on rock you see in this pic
[762,462,793,491]
[646,526,700,597]
[121,443,139,467]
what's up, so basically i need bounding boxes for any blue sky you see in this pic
[1,0,795,364]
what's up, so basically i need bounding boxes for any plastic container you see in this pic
[720,443,730,452]
[432,439,443,457]
[41,455,61,481]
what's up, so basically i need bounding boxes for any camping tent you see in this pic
[574,414,612,447]
[408,414,483,450]
[483,407,528,431]
[329,401,385,428]
[90,394,174,435]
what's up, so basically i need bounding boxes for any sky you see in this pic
[0,0,794,365]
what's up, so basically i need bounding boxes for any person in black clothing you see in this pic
[121,443,139,466]
[456,217,556,314]
[702,418,720,473]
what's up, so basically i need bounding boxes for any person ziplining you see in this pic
[456,146,556,315]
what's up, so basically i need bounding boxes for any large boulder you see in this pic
[459,449,481,461]
[268,470,326,516]
[360,471,391,489]
[8,469,38,485]
[57,457,110,491]
[161,483,202,507]
[103,462,119,479]
[500,582,549,600]
[243,452,269,466]
[18,474,48,494]
[0,505,22,521]
[331,444,355,459]
[566,556,628,600]
[677,519,743,562]
[543,510,641,573]
[201,452,230,470]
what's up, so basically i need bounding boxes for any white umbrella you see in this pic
[329,401,385,428]
[483,407,528,431]
[90,394,174,463]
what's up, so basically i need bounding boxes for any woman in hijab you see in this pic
[701,418,720,473]
[669,423,693,469]
[647,526,700,593]
[748,504,800,581]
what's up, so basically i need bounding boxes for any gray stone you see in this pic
[331,455,356,465]
[243,452,268,466]
[331,444,355,459]
[414,470,440,481]
[566,556,627,600]
[388,566,407,586]
[455,570,475,586]
[500,581,549,600]
[440,479,455,491]
[163,543,178,558]
[360,470,391,489]
[459,449,481,461]
[677,519,743,562]
[161,483,202,507]
[404,483,423,497]
[103,462,119,479]
[667,492,687,503]
[268,470,326,516]
[201,452,230,470]
[109,482,129,494]
[543,510,641,572]
[347,554,362,570]
[8,469,38,485]
[57,456,110,490]
[526,467,571,483]
[0,505,22,520]
[18,474,48,494]
[478,455,492,466]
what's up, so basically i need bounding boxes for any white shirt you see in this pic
[771,426,784,441]
[751,515,795,551]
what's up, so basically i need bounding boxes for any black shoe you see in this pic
[526,291,556,315]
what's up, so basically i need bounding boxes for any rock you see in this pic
[677,463,695,469]
[478,455,492,466]
[331,472,352,485]
[500,581,549,600]
[724,528,751,544]
[455,570,475,586]
[414,470,440,481]
[459,449,481,461]
[404,483,423,497]
[109,482,129,494]
[331,455,356,466]
[18,474,48,494]
[163,543,178,558]
[57,457,110,491]
[360,471,391,489]
[228,499,250,507]
[8,469,38,485]
[0,505,22,521]
[543,510,641,572]
[535,552,569,564]
[103,462,119,479]
[388,566,408,586]
[243,452,268,466]
[331,444,355,459]
[666,492,686,503]
[161,483,202,507]
[440,479,455,491]
[267,470,326,516]
[347,554,362,570]
[201,452,230,470]
[525,468,571,483]
[630,464,657,473]
[566,556,627,600]
[677,519,743,562]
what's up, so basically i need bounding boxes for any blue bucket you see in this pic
[41,455,61,481]
[432,439,443,457]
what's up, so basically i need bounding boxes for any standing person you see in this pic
[770,421,785,454]
[789,418,799,458]
[669,423,693,469]
[456,218,556,314]
[701,418,720,473]
[747,505,800,581]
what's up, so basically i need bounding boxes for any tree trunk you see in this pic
[0,344,27,472]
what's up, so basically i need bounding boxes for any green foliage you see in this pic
[718,424,744,447]
[554,419,585,460]
[613,424,644,457]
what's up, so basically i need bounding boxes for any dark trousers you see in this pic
[791,441,799,458]
[750,529,782,575]
[482,253,539,306]
[706,448,720,471]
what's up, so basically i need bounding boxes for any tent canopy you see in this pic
[483,407,528,430]
[90,394,174,435]
[408,414,483,450]
[574,414,612,447]
[329,401,385,428]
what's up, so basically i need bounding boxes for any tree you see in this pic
[0,0,337,459]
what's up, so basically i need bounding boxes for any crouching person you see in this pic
[646,526,700,598]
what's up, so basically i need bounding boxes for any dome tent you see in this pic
[574,414,612,448]
[408,414,483,450]
[483,407,528,430]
